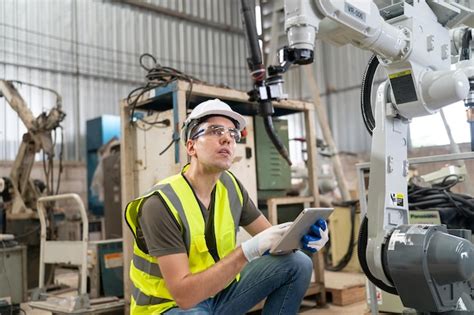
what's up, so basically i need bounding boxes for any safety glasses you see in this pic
[191,124,241,142]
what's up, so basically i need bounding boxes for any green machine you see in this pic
[254,116,291,199]
[254,117,302,222]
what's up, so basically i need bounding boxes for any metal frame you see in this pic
[36,193,89,296]
[357,151,474,315]
[31,193,125,314]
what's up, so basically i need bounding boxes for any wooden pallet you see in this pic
[325,271,366,306]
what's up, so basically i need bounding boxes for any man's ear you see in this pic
[186,139,196,157]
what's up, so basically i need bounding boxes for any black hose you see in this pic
[460,28,474,150]
[358,216,398,295]
[408,175,474,231]
[460,28,472,61]
[240,0,262,68]
[325,200,358,271]
[470,122,474,152]
[360,55,379,136]
[263,115,292,166]
[240,0,292,166]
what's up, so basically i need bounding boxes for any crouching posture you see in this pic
[125,99,329,314]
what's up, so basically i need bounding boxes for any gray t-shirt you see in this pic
[138,176,261,258]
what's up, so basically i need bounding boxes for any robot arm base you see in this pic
[386,224,474,312]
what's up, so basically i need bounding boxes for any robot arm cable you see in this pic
[360,55,379,136]
[358,216,398,295]
[240,0,292,165]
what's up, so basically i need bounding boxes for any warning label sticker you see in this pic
[407,225,428,235]
[390,193,404,207]
[388,229,406,251]
[104,253,123,269]
[389,70,418,104]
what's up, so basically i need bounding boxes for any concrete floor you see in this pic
[22,269,372,314]
[23,300,369,315]
[299,300,368,314]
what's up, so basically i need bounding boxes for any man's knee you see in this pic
[291,250,313,276]
[273,251,313,279]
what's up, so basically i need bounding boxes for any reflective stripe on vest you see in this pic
[159,183,191,249]
[132,283,172,306]
[219,171,243,231]
[133,253,161,277]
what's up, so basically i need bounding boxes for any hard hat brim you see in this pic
[191,109,246,131]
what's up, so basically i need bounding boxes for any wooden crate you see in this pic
[325,271,366,306]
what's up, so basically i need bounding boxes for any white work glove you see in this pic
[241,222,292,262]
[301,219,329,253]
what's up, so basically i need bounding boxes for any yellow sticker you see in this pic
[389,70,412,79]
[390,192,404,207]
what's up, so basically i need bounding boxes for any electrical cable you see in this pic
[357,216,398,295]
[0,23,246,73]
[460,27,472,61]
[12,226,40,240]
[408,174,474,231]
[357,173,474,296]
[0,240,13,300]
[0,47,246,88]
[127,53,205,155]
[8,80,62,102]
[324,200,358,271]
[0,77,58,240]
[127,53,203,122]
[6,80,65,199]
[134,112,171,132]
[55,126,65,195]
[50,129,55,195]
[360,54,379,136]
[0,47,143,83]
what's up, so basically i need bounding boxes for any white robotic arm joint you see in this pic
[277,1,474,312]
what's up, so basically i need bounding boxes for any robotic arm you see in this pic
[0,80,65,217]
[275,1,474,313]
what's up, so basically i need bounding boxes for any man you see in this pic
[125,98,329,314]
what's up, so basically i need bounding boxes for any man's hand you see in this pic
[301,219,329,253]
[241,222,291,261]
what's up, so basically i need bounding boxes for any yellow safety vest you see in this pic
[125,167,243,314]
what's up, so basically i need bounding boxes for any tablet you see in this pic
[270,208,333,254]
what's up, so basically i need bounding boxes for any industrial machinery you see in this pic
[30,193,124,314]
[0,242,27,305]
[0,80,65,218]
[255,116,291,199]
[86,115,120,217]
[241,0,474,313]
[0,80,65,288]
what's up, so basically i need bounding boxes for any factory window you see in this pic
[409,101,470,148]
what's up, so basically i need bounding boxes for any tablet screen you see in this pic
[270,208,333,254]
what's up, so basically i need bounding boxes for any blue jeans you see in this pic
[164,250,313,315]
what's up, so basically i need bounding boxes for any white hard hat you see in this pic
[182,98,246,142]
